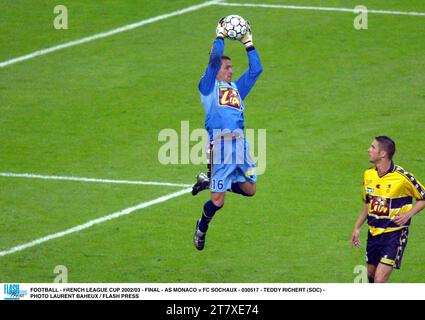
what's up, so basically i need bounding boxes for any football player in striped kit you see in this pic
[352,136,425,282]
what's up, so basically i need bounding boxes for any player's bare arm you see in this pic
[394,200,425,226]
[351,203,368,247]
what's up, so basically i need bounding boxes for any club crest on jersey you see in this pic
[218,87,242,110]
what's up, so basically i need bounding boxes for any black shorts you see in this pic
[366,228,408,269]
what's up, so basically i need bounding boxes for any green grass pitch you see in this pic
[1,0,425,282]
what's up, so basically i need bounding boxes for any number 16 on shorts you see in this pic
[211,179,224,191]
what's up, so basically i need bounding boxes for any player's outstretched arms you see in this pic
[235,21,262,100]
[240,20,253,48]
[198,18,226,95]
[216,16,227,39]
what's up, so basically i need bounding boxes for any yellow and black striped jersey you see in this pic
[363,162,425,236]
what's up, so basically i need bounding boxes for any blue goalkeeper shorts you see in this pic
[208,136,256,193]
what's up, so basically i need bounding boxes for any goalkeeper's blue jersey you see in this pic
[198,38,263,141]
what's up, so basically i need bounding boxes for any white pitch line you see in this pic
[0,0,223,68]
[0,172,192,188]
[0,187,192,257]
[217,2,425,16]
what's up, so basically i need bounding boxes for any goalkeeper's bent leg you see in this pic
[229,182,256,197]
[198,200,223,233]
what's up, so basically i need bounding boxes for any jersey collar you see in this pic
[375,161,395,178]
[218,80,232,86]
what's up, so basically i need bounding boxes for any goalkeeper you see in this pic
[192,17,263,250]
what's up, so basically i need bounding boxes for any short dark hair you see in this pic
[221,55,231,65]
[375,136,396,159]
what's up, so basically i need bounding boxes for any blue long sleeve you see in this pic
[235,47,263,100]
[198,38,224,95]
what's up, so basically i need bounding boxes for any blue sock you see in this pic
[198,200,222,233]
[230,183,251,197]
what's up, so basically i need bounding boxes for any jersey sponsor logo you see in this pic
[218,87,242,110]
[369,195,390,216]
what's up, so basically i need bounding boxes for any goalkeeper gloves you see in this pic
[216,16,226,39]
[240,20,253,48]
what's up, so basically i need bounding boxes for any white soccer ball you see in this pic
[224,15,247,41]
